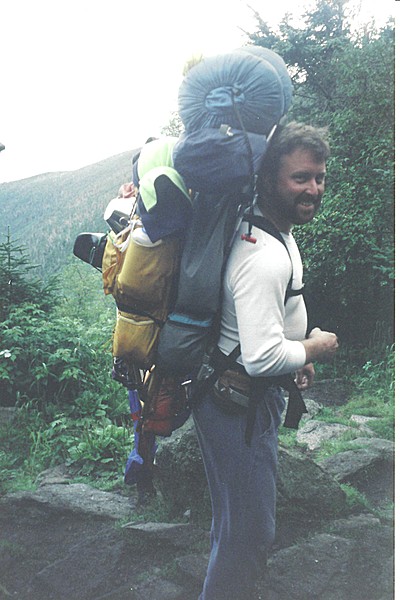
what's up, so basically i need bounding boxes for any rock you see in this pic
[276,447,347,519]
[34,530,127,599]
[175,553,209,584]
[302,397,323,420]
[296,419,356,450]
[6,482,135,520]
[0,468,393,600]
[156,422,347,525]
[0,377,393,599]
[348,414,378,435]
[281,397,323,424]
[155,419,211,521]
[258,513,393,600]
[36,464,71,486]
[320,437,394,507]
[347,437,394,454]
[302,378,352,406]
[131,576,186,600]
[122,522,208,550]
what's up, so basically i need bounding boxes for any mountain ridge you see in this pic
[0,148,139,277]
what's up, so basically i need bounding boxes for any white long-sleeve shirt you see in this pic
[218,211,307,377]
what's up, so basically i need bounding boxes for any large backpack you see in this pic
[74,47,307,447]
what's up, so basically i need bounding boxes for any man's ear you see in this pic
[259,171,273,196]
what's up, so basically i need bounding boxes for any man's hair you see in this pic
[259,121,330,183]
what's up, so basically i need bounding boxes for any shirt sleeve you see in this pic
[224,233,307,377]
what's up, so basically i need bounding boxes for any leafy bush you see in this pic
[0,301,125,414]
[0,236,134,492]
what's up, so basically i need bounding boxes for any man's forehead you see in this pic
[280,147,326,172]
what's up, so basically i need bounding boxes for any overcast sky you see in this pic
[0,0,396,183]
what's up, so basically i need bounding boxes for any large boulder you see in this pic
[320,437,394,508]
[6,481,135,520]
[155,418,347,525]
[257,514,394,600]
[155,419,211,521]
[276,446,347,519]
[296,419,356,450]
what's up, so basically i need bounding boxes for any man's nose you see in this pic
[306,179,320,195]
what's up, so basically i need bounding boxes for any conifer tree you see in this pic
[0,227,59,320]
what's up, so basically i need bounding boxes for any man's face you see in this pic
[265,147,326,231]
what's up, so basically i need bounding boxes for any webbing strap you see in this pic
[190,344,241,407]
[244,361,308,445]
[242,214,304,303]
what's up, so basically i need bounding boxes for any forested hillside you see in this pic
[0,149,137,276]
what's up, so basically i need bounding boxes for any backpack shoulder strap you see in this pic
[242,214,304,303]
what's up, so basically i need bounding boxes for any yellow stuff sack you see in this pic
[102,221,182,369]
[115,233,181,311]
[112,310,162,370]
[101,229,129,296]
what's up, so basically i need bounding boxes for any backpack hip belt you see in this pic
[213,367,280,412]
[205,347,307,442]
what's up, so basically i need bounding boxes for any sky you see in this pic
[0,0,396,183]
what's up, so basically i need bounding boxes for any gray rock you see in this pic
[259,513,393,600]
[320,437,394,507]
[122,522,208,549]
[131,577,186,600]
[303,378,352,406]
[155,419,211,521]
[156,422,347,523]
[346,437,395,455]
[296,419,356,450]
[277,447,347,518]
[34,531,127,599]
[6,482,135,519]
[281,397,323,424]
[302,397,323,420]
[348,414,378,435]
[0,377,393,600]
[36,464,71,486]
[175,553,209,583]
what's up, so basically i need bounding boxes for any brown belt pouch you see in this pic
[212,368,252,415]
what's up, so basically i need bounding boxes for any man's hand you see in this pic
[295,363,315,390]
[302,327,339,364]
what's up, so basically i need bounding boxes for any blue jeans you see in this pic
[192,386,285,600]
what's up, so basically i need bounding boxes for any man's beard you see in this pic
[271,188,322,225]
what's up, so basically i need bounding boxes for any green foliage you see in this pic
[340,483,370,512]
[161,111,184,137]
[0,235,133,493]
[314,345,394,459]
[0,405,131,493]
[353,345,395,401]
[0,302,116,408]
[343,345,395,441]
[0,228,61,321]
